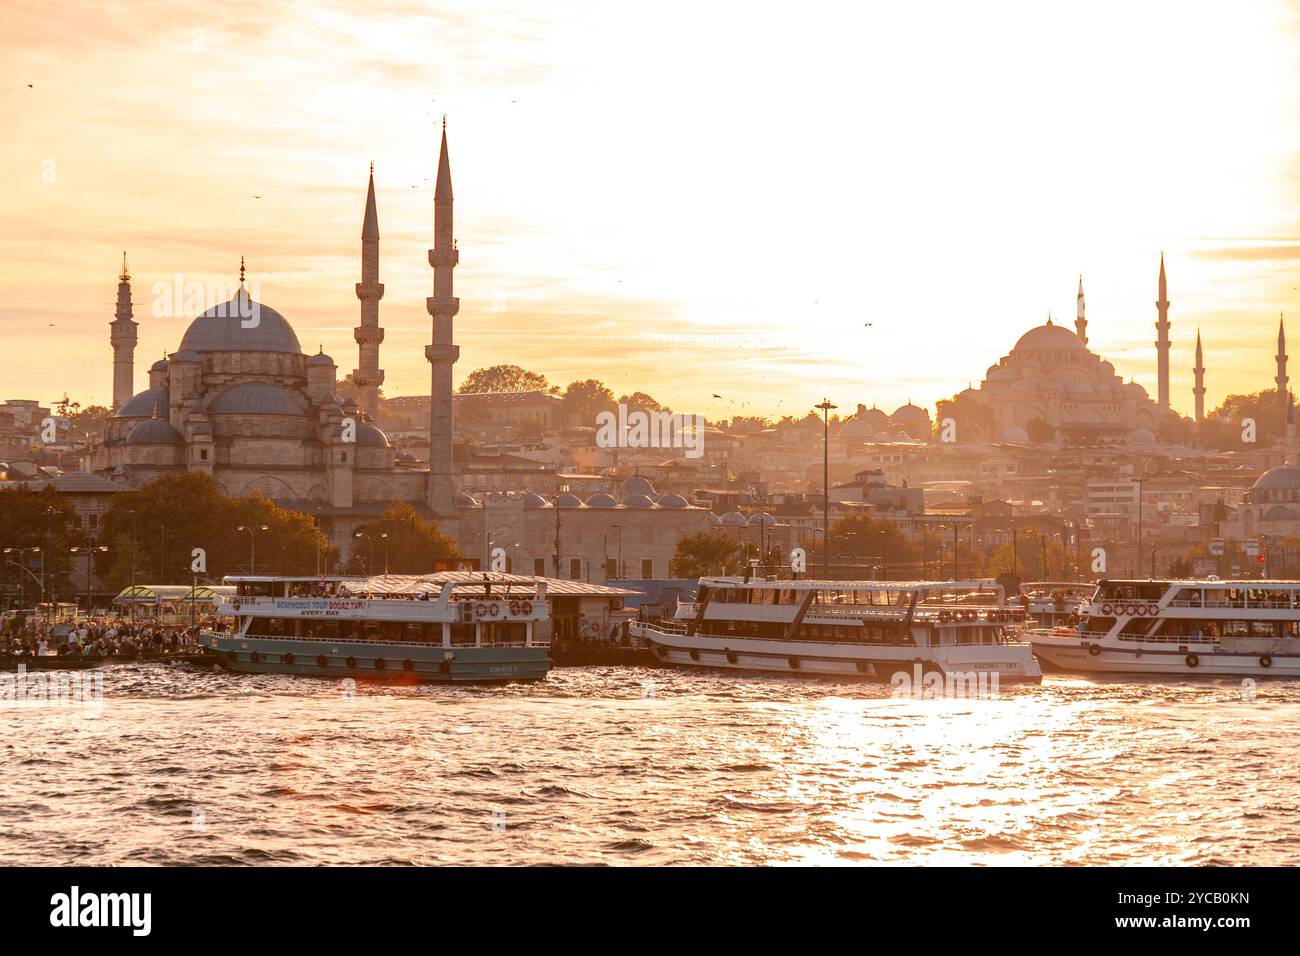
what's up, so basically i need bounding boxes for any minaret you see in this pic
[109,252,138,411]
[1155,253,1171,409]
[1075,274,1087,345]
[353,162,385,421]
[1193,329,1206,423]
[1277,314,1289,414]
[425,119,460,518]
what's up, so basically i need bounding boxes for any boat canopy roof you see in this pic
[698,577,1001,593]
[222,572,636,598]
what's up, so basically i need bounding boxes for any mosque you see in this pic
[92,125,463,543]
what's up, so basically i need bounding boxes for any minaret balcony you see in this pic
[428,248,459,268]
[426,296,460,319]
[425,344,460,365]
[354,281,385,299]
[353,326,386,345]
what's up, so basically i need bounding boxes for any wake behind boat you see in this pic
[630,577,1041,683]
[203,573,552,683]
[1029,578,1300,677]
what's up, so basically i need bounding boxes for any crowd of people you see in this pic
[1,613,208,659]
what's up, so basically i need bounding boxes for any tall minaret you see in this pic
[425,119,460,518]
[353,163,385,421]
[1277,313,1289,414]
[1155,253,1171,409]
[1075,274,1087,345]
[109,252,138,411]
[1193,329,1206,422]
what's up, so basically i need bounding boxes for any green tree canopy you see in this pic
[562,379,617,425]
[344,502,462,575]
[0,487,81,602]
[826,514,919,576]
[618,391,671,414]
[669,532,742,578]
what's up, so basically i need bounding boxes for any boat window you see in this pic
[359,620,384,641]
[450,623,476,646]
[399,622,427,642]
[1083,615,1116,634]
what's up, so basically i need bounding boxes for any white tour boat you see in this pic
[1029,578,1300,677]
[1017,581,1095,629]
[629,578,1042,683]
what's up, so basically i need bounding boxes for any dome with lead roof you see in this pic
[178,290,302,354]
[125,419,182,444]
[114,387,169,418]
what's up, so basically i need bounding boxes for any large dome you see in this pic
[179,291,302,354]
[1254,466,1300,490]
[207,382,304,415]
[1012,322,1086,354]
[114,386,169,418]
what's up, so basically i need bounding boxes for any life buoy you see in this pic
[855,660,871,674]
[374,657,386,670]
[508,599,522,616]
[486,602,501,618]
[726,651,738,665]
[281,652,294,665]
[315,655,328,668]
[1100,603,1113,615]
[249,651,262,663]
[345,656,357,669]
[689,649,700,661]
[1186,653,1199,668]
[656,645,668,658]
[788,657,801,669]
[1088,644,1101,656]
[402,659,414,671]
[438,659,453,674]
[227,650,239,662]
[1260,654,1273,668]
[520,600,533,616]
[475,602,488,618]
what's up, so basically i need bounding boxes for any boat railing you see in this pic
[232,634,550,649]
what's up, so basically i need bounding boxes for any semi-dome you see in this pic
[555,493,586,508]
[354,423,390,447]
[619,475,656,498]
[207,382,304,416]
[1254,466,1300,490]
[658,493,689,508]
[623,493,656,508]
[178,291,302,354]
[719,511,747,526]
[125,419,182,444]
[586,493,618,508]
[114,387,169,418]
[523,492,552,508]
[1001,426,1030,444]
[1012,322,1086,354]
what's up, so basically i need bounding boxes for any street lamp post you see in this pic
[1131,476,1144,578]
[3,547,42,609]
[69,546,108,610]
[236,524,269,575]
[815,399,837,579]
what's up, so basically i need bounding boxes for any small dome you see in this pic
[354,423,390,447]
[838,416,876,439]
[114,387,169,418]
[658,493,689,508]
[207,382,304,416]
[859,407,890,429]
[556,493,586,508]
[306,351,335,367]
[709,513,722,526]
[619,475,656,498]
[1254,466,1300,490]
[623,493,656,508]
[891,403,930,424]
[1130,428,1156,444]
[454,492,480,507]
[747,512,776,527]
[149,359,169,372]
[523,492,552,508]
[125,419,182,444]
[586,493,618,508]
[1001,426,1030,444]
[1264,505,1300,520]
[178,291,302,354]
[1012,323,1086,354]
[720,511,747,526]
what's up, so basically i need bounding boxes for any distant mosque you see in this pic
[92,123,464,539]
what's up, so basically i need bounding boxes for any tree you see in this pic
[985,528,1068,582]
[935,391,994,443]
[458,365,550,394]
[94,472,337,590]
[0,487,81,604]
[344,502,461,574]
[619,391,671,414]
[69,404,112,438]
[670,533,742,578]
[1025,417,1056,445]
[826,515,918,576]
[1200,387,1293,449]
[561,379,617,425]
[336,372,385,406]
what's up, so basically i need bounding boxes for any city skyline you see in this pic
[5,0,1300,420]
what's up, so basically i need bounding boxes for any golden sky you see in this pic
[4,0,1300,421]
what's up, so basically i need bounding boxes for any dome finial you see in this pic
[119,251,130,282]
[239,256,246,287]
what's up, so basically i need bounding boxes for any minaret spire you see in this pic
[1193,329,1205,423]
[354,163,385,421]
[1075,274,1087,345]
[1277,313,1289,416]
[109,251,138,412]
[426,120,460,519]
[1155,252,1171,409]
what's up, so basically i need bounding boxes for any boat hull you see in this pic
[1032,637,1300,677]
[635,627,1041,683]
[204,633,549,683]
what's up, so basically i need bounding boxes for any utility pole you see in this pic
[816,399,837,579]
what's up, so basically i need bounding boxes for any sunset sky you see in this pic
[5,0,1300,421]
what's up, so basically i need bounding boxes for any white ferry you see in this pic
[202,573,551,682]
[1017,581,1095,628]
[1029,578,1300,676]
[629,578,1041,683]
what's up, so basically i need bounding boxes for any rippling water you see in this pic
[1,662,1297,865]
